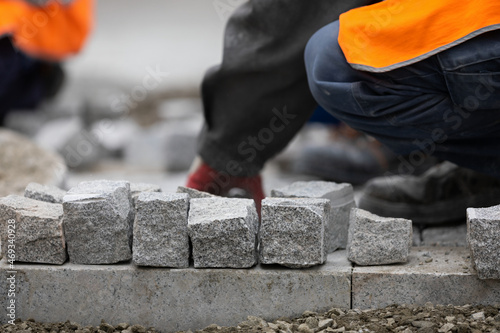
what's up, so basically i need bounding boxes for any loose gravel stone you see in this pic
[271,181,355,251]
[438,322,455,332]
[133,192,189,267]
[412,320,434,328]
[0,195,66,264]
[63,180,134,264]
[347,208,412,265]
[177,186,216,198]
[188,197,258,268]
[24,182,66,203]
[467,205,500,279]
[259,197,329,268]
[471,311,485,321]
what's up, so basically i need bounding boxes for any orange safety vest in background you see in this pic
[0,0,93,61]
[338,0,500,72]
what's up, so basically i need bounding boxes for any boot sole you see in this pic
[357,189,500,224]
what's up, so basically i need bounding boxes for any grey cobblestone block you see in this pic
[63,180,134,264]
[176,186,216,198]
[467,205,500,279]
[271,181,355,251]
[24,182,66,204]
[188,197,258,268]
[0,195,67,264]
[260,197,329,268]
[347,208,412,266]
[130,182,162,206]
[133,192,189,267]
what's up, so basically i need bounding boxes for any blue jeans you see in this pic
[305,21,500,178]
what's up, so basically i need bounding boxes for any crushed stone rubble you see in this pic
[2,304,500,333]
[0,180,499,275]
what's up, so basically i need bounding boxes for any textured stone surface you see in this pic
[347,208,412,265]
[130,182,162,206]
[271,181,355,251]
[63,180,133,264]
[353,247,500,309]
[467,206,500,279]
[188,197,258,268]
[176,186,216,198]
[0,129,67,197]
[0,195,66,264]
[133,192,189,267]
[260,197,329,268]
[0,251,351,331]
[24,182,66,204]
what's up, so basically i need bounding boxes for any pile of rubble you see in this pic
[0,180,498,279]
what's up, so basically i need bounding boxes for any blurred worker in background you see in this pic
[0,0,93,125]
[187,0,500,224]
[186,0,378,213]
[305,0,500,223]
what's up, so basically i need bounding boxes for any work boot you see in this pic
[186,157,265,212]
[358,161,500,224]
[293,124,436,185]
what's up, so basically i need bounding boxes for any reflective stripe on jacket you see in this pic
[0,0,93,60]
[338,0,500,72]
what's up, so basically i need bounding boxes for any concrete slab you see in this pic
[0,252,351,331]
[352,246,500,309]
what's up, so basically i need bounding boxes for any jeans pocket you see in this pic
[443,70,500,110]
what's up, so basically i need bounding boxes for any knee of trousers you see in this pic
[305,21,365,123]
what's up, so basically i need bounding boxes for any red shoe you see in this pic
[186,160,265,213]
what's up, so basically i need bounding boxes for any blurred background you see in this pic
[1,0,322,196]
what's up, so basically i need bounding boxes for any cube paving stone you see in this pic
[260,197,329,268]
[347,208,412,266]
[0,195,66,264]
[188,197,258,268]
[176,186,216,199]
[24,182,66,204]
[133,192,189,267]
[467,205,500,279]
[130,182,162,206]
[63,180,134,264]
[271,181,355,251]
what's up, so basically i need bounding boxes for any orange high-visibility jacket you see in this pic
[0,0,93,60]
[338,0,500,72]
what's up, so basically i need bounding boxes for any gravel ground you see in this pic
[3,303,500,333]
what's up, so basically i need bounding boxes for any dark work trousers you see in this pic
[306,21,500,178]
[0,37,46,125]
[198,0,375,177]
